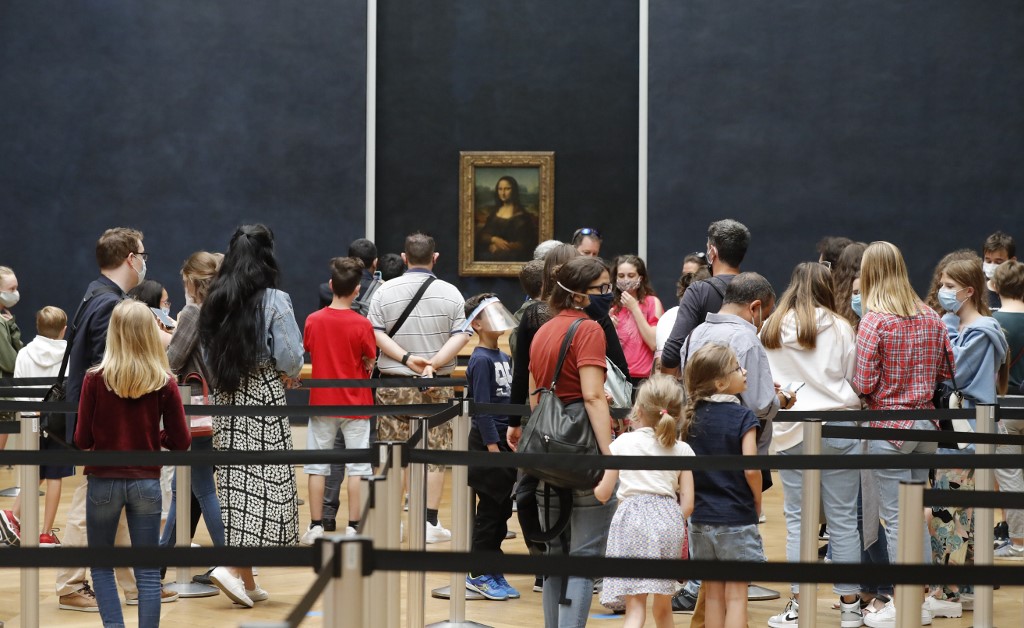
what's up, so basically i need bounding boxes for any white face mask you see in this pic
[983,262,999,280]
[0,290,19,308]
[133,255,147,283]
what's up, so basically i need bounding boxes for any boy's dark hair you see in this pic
[347,238,377,270]
[983,231,1016,259]
[707,219,750,268]
[404,232,435,265]
[36,306,68,339]
[378,253,405,281]
[816,236,854,267]
[519,260,545,300]
[330,257,364,297]
[465,292,498,319]
[723,272,775,306]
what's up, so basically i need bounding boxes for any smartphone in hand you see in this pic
[150,307,176,330]
[782,381,805,394]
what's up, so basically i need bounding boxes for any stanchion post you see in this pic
[364,473,388,628]
[973,403,995,628]
[323,536,368,628]
[798,420,821,628]
[895,480,925,628]
[408,418,429,628]
[19,411,40,628]
[165,435,217,597]
[381,441,404,628]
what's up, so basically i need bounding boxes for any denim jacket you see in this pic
[263,289,303,377]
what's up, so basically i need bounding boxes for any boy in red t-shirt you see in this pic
[300,257,377,544]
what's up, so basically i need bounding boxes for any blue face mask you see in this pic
[937,287,964,313]
[850,294,862,318]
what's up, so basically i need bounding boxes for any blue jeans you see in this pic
[778,426,861,595]
[868,420,937,565]
[159,436,226,547]
[87,477,163,628]
[538,486,616,628]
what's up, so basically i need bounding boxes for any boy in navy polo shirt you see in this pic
[463,293,520,601]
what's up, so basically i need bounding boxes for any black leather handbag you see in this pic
[518,319,603,491]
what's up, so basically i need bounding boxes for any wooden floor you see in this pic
[2,427,1023,627]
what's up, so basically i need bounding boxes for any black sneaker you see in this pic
[323,519,337,532]
[192,568,214,586]
[994,521,1009,546]
[672,589,698,613]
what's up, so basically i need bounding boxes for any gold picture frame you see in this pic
[459,151,554,277]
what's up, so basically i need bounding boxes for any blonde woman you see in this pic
[760,262,862,627]
[74,300,191,628]
[852,241,954,627]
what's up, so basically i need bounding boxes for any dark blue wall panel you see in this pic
[649,1,1024,301]
[0,2,366,335]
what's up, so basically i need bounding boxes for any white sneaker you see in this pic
[245,586,270,603]
[839,598,864,628]
[209,567,254,608]
[426,521,452,544]
[994,543,1024,559]
[345,526,357,536]
[922,595,962,618]
[767,598,799,627]
[300,524,324,546]
[863,599,932,627]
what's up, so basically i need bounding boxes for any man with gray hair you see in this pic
[661,219,751,376]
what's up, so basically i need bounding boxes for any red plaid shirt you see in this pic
[853,305,954,446]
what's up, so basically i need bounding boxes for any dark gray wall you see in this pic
[648,0,1024,302]
[375,2,640,307]
[0,2,366,336]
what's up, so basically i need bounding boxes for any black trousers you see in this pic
[468,424,516,555]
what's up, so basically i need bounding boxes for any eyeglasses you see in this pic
[572,227,602,241]
[728,364,745,375]
[820,260,832,270]
[133,251,149,261]
[587,283,613,295]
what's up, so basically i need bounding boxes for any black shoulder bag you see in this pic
[517,319,603,490]
[42,285,123,447]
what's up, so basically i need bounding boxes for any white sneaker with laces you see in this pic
[767,598,799,627]
[426,521,452,544]
[300,524,324,546]
[345,526,357,536]
[209,567,254,608]
[863,599,933,627]
[922,595,962,618]
[839,598,863,628]
[994,543,1024,559]
[245,586,270,603]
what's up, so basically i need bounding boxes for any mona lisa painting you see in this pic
[459,151,554,277]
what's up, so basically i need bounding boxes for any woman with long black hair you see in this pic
[199,224,303,608]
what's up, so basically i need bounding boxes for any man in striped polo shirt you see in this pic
[369,232,471,543]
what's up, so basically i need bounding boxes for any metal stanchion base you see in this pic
[0,486,44,497]
[431,585,485,601]
[747,584,781,601]
[165,582,219,597]
[426,622,492,628]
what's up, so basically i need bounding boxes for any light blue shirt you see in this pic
[262,289,304,377]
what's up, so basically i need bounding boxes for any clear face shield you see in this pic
[459,297,518,334]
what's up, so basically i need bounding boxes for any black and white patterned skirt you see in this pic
[600,493,686,607]
[213,363,299,547]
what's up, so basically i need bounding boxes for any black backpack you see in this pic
[351,272,382,317]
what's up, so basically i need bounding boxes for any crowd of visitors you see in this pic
[1,222,1022,628]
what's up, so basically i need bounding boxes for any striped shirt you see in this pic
[368,269,468,375]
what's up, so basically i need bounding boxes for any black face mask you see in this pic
[585,293,613,321]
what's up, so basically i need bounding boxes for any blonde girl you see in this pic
[595,374,694,628]
[683,343,762,628]
[74,299,191,628]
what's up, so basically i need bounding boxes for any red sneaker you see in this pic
[0,510,20,546]
[40,530,62,547]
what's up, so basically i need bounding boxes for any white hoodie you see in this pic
[763,308,860,452]
[14,335,67,412]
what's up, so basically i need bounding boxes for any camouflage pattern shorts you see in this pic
[376,384,454,472]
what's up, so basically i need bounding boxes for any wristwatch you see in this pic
[401,352,411,365]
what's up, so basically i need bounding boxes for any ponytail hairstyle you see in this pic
[633,373,687,446]
[91,299,171,399]
[682,343,739,426]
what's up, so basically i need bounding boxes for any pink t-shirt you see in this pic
[615,295,660,378]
